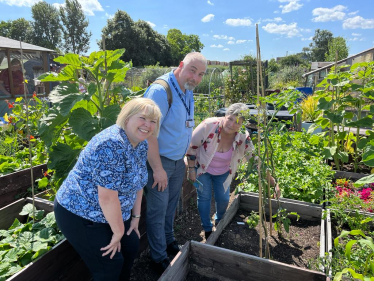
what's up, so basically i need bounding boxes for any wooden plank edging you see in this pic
[206,194,240,246]
[159,241,190,281]
[190,241,326,281]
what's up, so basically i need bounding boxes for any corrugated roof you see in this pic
[0,36,55,52]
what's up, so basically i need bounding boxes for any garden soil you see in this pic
[129,181,321,281]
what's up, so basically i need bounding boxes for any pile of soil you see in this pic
[215,209,321,269]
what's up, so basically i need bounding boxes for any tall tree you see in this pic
[31,1,62,50]
[325,37,349,62]
[167,29,204,65]
[309,29,333,62]
[60,0,91,54]
[99,11,172,66]
[0,18,34,43]
[279,54,308,67]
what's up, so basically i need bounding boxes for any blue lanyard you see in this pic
[170,79,191,116]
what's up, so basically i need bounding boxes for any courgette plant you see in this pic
[38,49,140,193]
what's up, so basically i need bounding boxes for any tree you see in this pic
[60,0,91,54]
[167,29,204,65]
[325,37,349,62]
[279,54,308,67]
[31,1,62,50]
[308,29,333,62]
[100,11,172,66]
[0,18,33,43]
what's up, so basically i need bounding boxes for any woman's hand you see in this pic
[187,169,196,182]
[127,218,140,239]
[100,232,123,259]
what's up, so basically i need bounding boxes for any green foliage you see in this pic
[239,131,334,203]
[308,29,333,62]
[246,211,260,229]
[333,229,374,281]
[167,28,204,66]
[31,1,62,51]
[39,49,135,191]
[137,65,170,88]
[0,18,34,43]
[314,61,374,172]
[300,95,321,122]
[0,205,63,280]
[325,37,349,62]
[269,65,306,89]
[100,11,172,67]
[279,54,308,67]
[59,0,91,54]
[272,207,300,236]
[194,88,224,126]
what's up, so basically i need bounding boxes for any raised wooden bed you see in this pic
[333,170,369,181]
[1,197,91,281]
[205,192,328,278]
[0,164,47,208]
[160,240,327,281]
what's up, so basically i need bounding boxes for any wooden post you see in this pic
[6,49,15,97]
[43,52,50,95]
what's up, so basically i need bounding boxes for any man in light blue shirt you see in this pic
[144,52,207,274]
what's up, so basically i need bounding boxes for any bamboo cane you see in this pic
[19,39,35,221]
[255,24,263,258]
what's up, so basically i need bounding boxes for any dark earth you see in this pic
[130,181,322,281]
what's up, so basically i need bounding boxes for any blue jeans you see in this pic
[196,171,230,232]
[144,156,185,262]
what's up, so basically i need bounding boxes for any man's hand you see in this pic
[152,168,168,191]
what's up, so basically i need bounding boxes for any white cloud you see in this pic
[352,33,361,36]
[210,44,224,48]
[224,18,252,26]
[348,11,359,16]
[105,13,114,19]
[52,2,64,9]
[236,40,247,44]
[207,0,214,5]
[0,0,38,7]
[343,16,374,29]
[262,22,301,37]
[146,21,156,28]
[202,14,214,23]
[227,41,235,44]
[213,35,235,40]
[223,48,230,51]
[280,1,303,14]
[78,0,104,16]
[312,5,347,22]
[274,11,279,14]
[301,36,313,41]
[263,17,283,22]
[349,37,365,41]
[163,24,169,29]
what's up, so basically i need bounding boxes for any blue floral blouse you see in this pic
[56,124,148,223]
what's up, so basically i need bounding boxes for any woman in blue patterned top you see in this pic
[54,98,161,281]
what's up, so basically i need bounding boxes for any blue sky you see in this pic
[1,0,373,63]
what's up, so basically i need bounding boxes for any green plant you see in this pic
[269,65,306,89]
[246,211,260,229]
[38,49,138,193]
[0,204,64,280]
[272,207,300,236]
[333,229,374,281]
[300,95,321,122]
[239,131,334,204]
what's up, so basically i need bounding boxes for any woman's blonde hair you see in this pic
[116,98,162,137]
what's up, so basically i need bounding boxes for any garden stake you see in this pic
[256,24,263,258]
[19,38,35,221]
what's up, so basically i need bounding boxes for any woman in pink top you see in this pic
[186,103,279,239]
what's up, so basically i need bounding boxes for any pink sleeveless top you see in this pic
[206,147,233,175]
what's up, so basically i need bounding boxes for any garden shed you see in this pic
[0,36,57,115]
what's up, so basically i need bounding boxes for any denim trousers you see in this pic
[196,171,230,232]
[54,199,139,281]
[144,156,186,262]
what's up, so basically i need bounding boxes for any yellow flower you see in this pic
[3,113,9,123]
